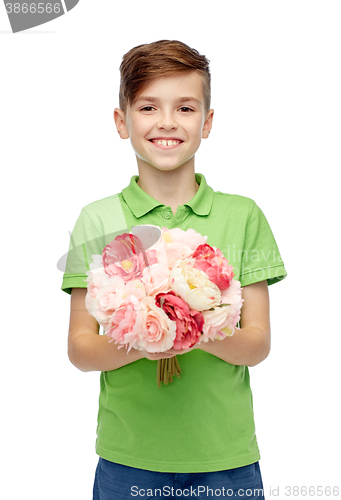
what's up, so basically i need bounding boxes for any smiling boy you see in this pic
[62,40,287,499]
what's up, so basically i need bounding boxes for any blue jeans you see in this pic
[93,457,265,499]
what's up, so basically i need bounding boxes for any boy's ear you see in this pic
[114,108,130,139]
[202,109,214,139]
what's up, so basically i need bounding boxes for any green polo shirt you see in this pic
[61,173,287,473]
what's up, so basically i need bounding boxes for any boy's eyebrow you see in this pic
[178,97,202,104]
[135,97,159,103]
[136,96,202,105]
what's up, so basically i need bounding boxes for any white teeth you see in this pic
[154,139,180,146]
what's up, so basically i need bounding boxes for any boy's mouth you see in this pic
[149,138,183,148]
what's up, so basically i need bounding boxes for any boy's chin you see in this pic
[147,164,190,174]
[137,158,191,172]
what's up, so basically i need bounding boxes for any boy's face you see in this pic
[114,71,213,173]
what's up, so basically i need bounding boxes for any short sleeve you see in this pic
[61,208,104,295]
[239,202,287,287]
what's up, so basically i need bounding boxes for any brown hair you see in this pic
[119,40,211,113]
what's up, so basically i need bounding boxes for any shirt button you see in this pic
[164,211,171,219]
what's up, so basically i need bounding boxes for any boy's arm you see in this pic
[197,280,271,367]
[68,280,271,371]
[68,289,194,371]
[68,288,145,372]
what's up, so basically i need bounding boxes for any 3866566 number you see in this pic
[285,486,339,496]
[5,3,62,14]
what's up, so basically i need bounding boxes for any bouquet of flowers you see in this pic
[85,225,243,387]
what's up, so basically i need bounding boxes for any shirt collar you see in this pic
[121,173,214,218]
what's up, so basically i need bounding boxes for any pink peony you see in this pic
[162,227,207,251]
[144,248,159,267]
[125,279,147,301]
[102,233,155,282]
[97,275,126,310]
[164,241,193,269]
[138,296,176,353]
[85,297,113,328]
[85,264,108,304]
[201,306,231,342]
[192,244,234,290]
[86,275,126,326]
[219,279,244,336]
[141,263,171,296]
[201,279,243,342]
[105,294,144,353]
[155,291,204,350]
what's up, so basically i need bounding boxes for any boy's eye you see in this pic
[141,106,156,112]
[179,107,193,112]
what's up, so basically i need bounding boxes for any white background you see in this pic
[1,1,340,499]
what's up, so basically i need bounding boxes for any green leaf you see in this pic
[208,303,230,311]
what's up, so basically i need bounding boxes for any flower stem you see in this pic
[157,356,182,387]
[174,356,182,376]
[157,360,161,388]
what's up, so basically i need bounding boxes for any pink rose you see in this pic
[138,296,176,353]
[141,263,171,296]
[192,244,234,290]
[102,233,152,282]
[155,291,204,350]
[105,295,144,353]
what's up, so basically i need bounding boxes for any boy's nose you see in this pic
[157,113,178,130]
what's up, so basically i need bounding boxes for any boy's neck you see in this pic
[136,161,199,216]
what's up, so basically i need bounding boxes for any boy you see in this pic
[62,40,287,499]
